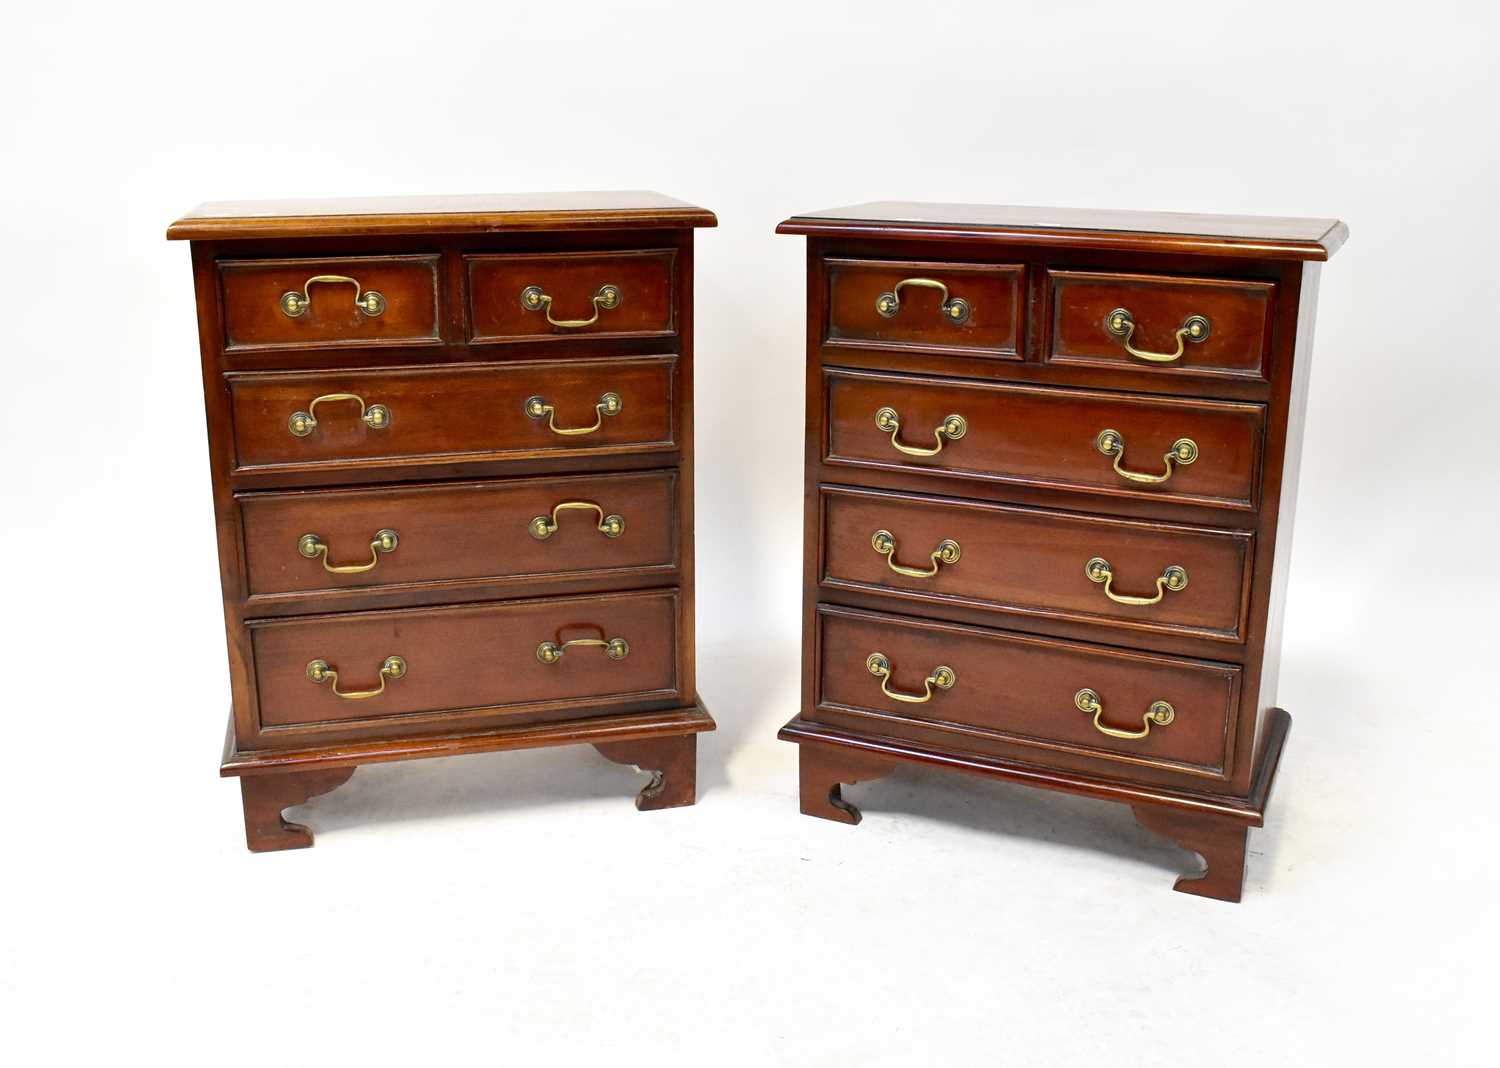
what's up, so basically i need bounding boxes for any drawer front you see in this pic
[467,250,675,344]
[825,369,1263,511]
[1048,270,1274,381]
[817,606,1238,778]
[251,590,681,732]
[240,470,678,597]
[229,356,675,474]
[219,254,440,352]
[826,257,1023,358]
[821,486,1252,641]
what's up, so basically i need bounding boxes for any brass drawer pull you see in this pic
[288,393,390,437]
[865,652,956,704]
[1095,429,1197,484]
[280,274,386,318]
[875,278,971,325]
[871,530,961,578]
[525,392,622,436]
[521,283,621,329]
[529,501,625,540]
[875,407,967,457]
[1105,307,1210,363]
[306,655,406,700]
[536,637,630,664]
[298,528,399,574]
[1075,687,1175,740]
[1085,557,1187,606]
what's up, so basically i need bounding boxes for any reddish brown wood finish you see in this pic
[825,257,1023,359]
[467,249,675,344]
[781,201,1341,900]
[796,742,897,825]
[172,192,715,849]
[594,734,698,810]
[239,766,356,852]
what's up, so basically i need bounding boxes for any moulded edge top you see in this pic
[775,201,1346,261]
[167,190,717,241]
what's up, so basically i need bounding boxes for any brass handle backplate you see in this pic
[875,278,971,325]
[865,652,956,704]
[875,407,967,457]
[871,530,961,578]
[529,501,625,540]
[298,528,399,574]
[1095,429,1197,484]
[521,284,621,329]
[525,392,622,436]
[536,637,631,664]
[1085,557,1187,606]
[288,393,390,437]
[306,655,406,700]
[280,275,386,318]
[1105,308,1210,363]
[1075,687,1175,740]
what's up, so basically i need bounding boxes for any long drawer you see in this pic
[239,470,678,598]
[819,485,1253,642]
[228,355,676,476]
[824,367,1264,511]
[250,589,681,734]
[815,605,1240,780]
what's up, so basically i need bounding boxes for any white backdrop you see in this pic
[4,2,1496,1064]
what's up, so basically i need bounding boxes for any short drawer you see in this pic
[250,589,681,733]
[229,356,676,475]
[239,470,679,598]
[825,257,1023,359]
[1048,269,1274,381]
[467,250,675,344]
[218,254,440,353]
[825,368,1263,511]
[816,606,1239,779]
[820,486,1253,641]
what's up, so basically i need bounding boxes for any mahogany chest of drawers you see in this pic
[776,202,1346,901]
[168,192,716,850]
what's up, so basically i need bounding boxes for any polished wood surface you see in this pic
[174,192,714,849]
[219,254,441,352]
[168,190,718,241]
[1047,269,1274,381]
[825,257,1023,358]
[780,202,1342,899]
[239,470,678,597]
[819,484,1252,641]
[228,356,676,474]
[824,368,1264,511]
[468,249,675,344]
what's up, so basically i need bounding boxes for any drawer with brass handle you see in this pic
[217,254,441,353]
[467,249,675,344]
[238,470,678,599]
[1047,269,1275,382]
[249,589,682,737]
[824,367,1264,511]
[228,355,676,477]
[815,605,1240,781]
[824,257,1023,359]
[819,485,1253,641]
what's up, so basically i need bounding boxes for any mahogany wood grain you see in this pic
[468,249,675,344]
[594,734,698,810]
[1132,804,1250,902]
[816,605,1240,781]
[219,254,441,352]
[825,257,1023,359]
[824,368,1265,512]
[819,484,1252,642]
[238,470,677,598]
[249,589,680,734]
[796,741,897,825]
[1047,270,1274,381]
[239,766,356,852]
[228,356,676,474]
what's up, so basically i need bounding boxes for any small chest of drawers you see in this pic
[777,202,1346,901]
[168,192,716,850]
